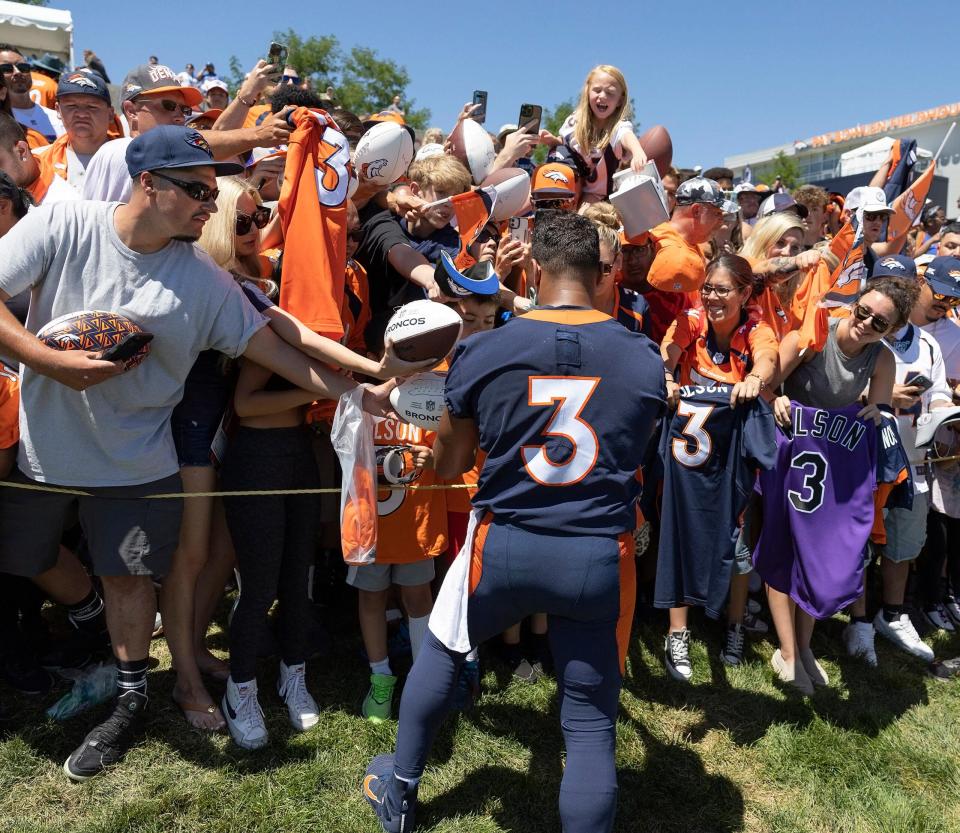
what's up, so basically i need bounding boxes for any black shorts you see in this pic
[171,351,231,468]
[0,469,183,578]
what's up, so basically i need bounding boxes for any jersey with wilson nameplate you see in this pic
[752,401,897,619]
[444,307,666,535]
[654,384,777,618]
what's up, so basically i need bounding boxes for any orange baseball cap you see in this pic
[531,163,577,199]
[619,229,651,246]
[364,110,406,127]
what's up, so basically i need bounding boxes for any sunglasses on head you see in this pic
[150,171,218,202]
[235,207,271,235]
[852,302,891,333]
[0,62,30,75]
[139,97,193,117]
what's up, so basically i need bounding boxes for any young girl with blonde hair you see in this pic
[543,65,647,202]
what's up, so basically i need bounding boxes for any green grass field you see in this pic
[2,604,959,833]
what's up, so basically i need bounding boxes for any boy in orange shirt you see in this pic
[349,353,448,722]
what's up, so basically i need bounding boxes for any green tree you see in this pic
[227,30,430,130]
[757,150,803,189]
[9,0,48,5]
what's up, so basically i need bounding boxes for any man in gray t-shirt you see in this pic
[0,125,377,781]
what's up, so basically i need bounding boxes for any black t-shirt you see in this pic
[355,207,424,316]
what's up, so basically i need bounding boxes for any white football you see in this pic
[461,118,496,185]
[384,300,463,362]
[482,168,531,221]
[389,372,447,431]
[354,121,414,185]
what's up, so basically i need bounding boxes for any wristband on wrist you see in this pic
[237,94,256,107]
[747,372,765,390]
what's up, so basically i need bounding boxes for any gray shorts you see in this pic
[346,558,435,592]
[883,491,929,564]
[0,469,183,578]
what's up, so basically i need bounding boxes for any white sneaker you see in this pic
[923,604,956,633]
[843,621,878,667]
[873,612,934,662]
[664,629,693,682]
[222,676,268,749]
[278,661,319,731]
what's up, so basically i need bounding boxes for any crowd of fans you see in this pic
[0,47,956,826]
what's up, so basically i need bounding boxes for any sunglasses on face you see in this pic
[0,62,30,75]
[235,207,271,235]
[150,170,218,202]
[700,283,735,299]
[931,290,960,307]
[863,211,887,222]
[139,97,193,117]
[852,303,891,333]
[600,262,616,275]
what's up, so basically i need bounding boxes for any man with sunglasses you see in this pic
[82,63,295,203]
[0,125,394,781]
[0,44,63,142]
[864,255,953,662]
[644,176,734,343]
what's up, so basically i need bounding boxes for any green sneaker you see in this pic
[362,673,397,723]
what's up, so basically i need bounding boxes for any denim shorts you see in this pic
[171,352,231,468]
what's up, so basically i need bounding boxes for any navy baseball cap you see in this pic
[870,255,917,280]
[923,256,960,299]
[56,70,111,105]
[125,126,244,178]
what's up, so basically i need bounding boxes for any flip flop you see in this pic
[173,694,226,731]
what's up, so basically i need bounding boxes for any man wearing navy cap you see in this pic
[37,71,115,199]
[855,253,953,663]
[0,125,390,782]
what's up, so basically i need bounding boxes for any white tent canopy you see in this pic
[0,1,73,67]
[839,136,932,177]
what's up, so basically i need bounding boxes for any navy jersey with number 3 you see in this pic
[654,384,778,617]
[444,308,665,535]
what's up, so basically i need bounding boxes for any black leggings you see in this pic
[917,510,960,609]
[222,426,320,683]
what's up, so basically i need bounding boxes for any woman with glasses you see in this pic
[763,276,917,692]
[658,254,778,680]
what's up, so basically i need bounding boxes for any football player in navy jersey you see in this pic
[362,211,666,833]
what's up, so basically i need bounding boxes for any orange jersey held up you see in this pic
[373,416,447,564]
[0,366,19,450]
[278,107,354,339]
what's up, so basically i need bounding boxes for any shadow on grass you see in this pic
[625,610,930,747]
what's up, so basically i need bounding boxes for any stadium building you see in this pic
[724,102,960,214]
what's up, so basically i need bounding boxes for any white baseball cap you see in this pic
[202,78,228,94]
[845,186,893,215]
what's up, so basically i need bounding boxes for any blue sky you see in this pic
[63,0,960,167]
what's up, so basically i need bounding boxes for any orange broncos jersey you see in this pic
[664,307,778,386]
[373,416,448,564]
[29,75,57,109]
[0,365,20,449]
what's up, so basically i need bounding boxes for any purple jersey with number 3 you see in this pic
[753,402,877,619]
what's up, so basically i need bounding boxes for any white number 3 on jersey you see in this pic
[522,376,600,486]
[671,401,716,468]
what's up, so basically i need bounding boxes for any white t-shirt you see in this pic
[81,137,133,203]
[11,103,64,142]
[555,114,633,197]
[924,317,960,382]
[0,201,268,486]
[888,323,953,491]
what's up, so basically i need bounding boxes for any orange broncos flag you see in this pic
[886,160,936,242]
[278,107,354,339]
[450,187,497,270]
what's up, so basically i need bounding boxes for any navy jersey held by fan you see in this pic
[444,307,665,535]
[753,402,880,619]
[654,384,777,618]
